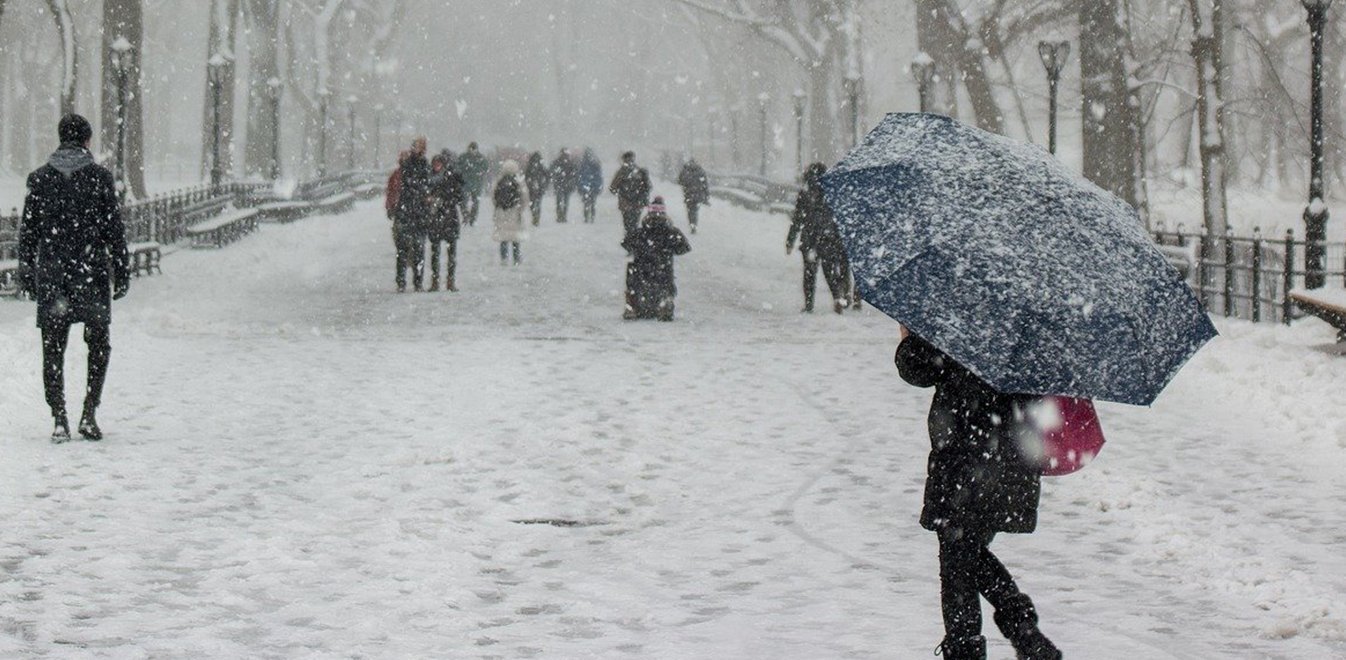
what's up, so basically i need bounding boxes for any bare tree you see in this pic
[1187,0,1229,235]
[44,0,78,116]
[1080,0,1139,208]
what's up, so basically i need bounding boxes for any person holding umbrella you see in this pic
[821,114,1218,660]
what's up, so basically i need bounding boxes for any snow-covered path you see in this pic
[1,191,1344,659]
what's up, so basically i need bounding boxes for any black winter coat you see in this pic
[895,335,1041,534]
[429,166,466,242]
[550,153,578,195]
[525,155,550,198]
[677,162,710,205]
[396,153,433,232]
[788,181,844,260]
[621,215,691,299]
[609,163,652,212]
[19,145,129,328]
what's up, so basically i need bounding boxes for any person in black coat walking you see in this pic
[428,152,465,291]
[577,148,603,223]
[550,148,578,223]
[676,158,710,234]
[18,114,130,443]
[621,197,690,321]
[524,152,550,227]
[787,163,850,314]
[609,151,652,237]
[394,138,433,292]
[895,332,1061,660]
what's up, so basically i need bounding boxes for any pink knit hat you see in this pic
[647,196,666,215]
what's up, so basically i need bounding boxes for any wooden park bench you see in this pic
[257,201,311,224]
[352,182,384,200]
[311,191,355,215]
[1290,288,1346,342]
[128,242,162,276]
[186,208,261,248]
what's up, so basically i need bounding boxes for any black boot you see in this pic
[51,411,71,444]
[937,635,986,660]
[78,406,103,441]
[994,595,1061,660]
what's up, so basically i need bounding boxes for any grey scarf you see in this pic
[48,144,95,177]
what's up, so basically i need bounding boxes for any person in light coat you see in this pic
[491,159,530,265]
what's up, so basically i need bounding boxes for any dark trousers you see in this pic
[529,194,543,226]
[395,227,425,290]
[938,527,1024,641]
[429,237,458,286]
[499,241,521,264]
[686,201,701,230]
[555,191,572,223]
[621,208,641,236]
[42,321,111,415]
[581,192,598,223]
[802,251,849,310]
[463,194,480,226]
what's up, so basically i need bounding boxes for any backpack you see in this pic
[494,176,521,210]
[619,167,650,205]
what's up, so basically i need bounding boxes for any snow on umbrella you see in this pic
[821,113,1216,406]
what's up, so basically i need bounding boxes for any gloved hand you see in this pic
[113,276,130,300]
[785,243,793,256]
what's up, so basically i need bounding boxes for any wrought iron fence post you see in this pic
[1198,230,1211,309]
[1283,229,1295,325]
[1251,229,1263,323]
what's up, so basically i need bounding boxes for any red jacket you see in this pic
[385,168,403,217]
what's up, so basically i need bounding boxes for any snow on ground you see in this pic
[1,185,1344,659]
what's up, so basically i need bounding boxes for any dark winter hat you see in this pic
[468,141,479,150]
[58,114,93,146]
[622,151,636,163]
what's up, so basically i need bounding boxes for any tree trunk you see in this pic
[914,0,960,118]
[1080,0,1139,207]
[243,0,280,177]
[806,57,841,164]
[101,0,147,199]
[1188,0,1229,236]
[44,0,78,116]
[201,0,239,181]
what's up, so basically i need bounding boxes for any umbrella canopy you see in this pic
[821,113,1216,406]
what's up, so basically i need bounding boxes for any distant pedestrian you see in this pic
[621,196,690,321]
[393,138,433,292]
[491,160,529,265]
[677,158,710,234]
[17,114,129,443]
[524,152,550,227]
[428,152,466,291]
[895,330,1061,660]
[550,148,578,223]
[457,141,489,226]
[577,148,603,224]
[609,151,651,237]
[787,163,850,314]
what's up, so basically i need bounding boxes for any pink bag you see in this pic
[1026,396,1106,476]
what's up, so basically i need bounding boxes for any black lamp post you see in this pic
[1038,40,1071,155]
[373,103,384,169]
[1302,0,1334,289]
[207,53,226,190]
[911,55,937,114]
[111,37,133,202]
[316,87,330,178]
[757,92,769,177]
[730,107,741,170]
[347,95,358,171]
[268,77,282,181]
[707,107,717,167]
[792,89,806,172]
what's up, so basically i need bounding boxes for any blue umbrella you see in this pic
[821,113,1216,406]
